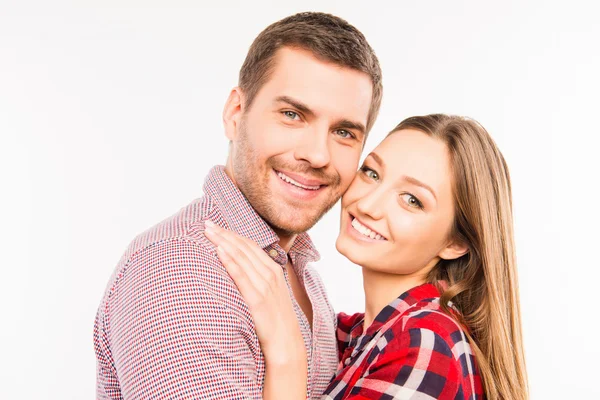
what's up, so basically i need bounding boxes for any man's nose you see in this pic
[293,126,331,169]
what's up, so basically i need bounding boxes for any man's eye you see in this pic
[283,111,300,120]
[361,166,379,181]
[401,193,424,209]
[335,129,354,139]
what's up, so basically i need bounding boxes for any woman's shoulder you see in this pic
[375,298,483,398]
[388,294,472,361]
[401,296,470,346]
[384,296,480,382]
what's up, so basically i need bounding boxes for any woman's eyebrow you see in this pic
[366,152,385,168]
[402,175,437,201]
[367,152,437,201]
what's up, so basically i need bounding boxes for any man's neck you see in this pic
[224,160,237,186]
[272,228,297,253]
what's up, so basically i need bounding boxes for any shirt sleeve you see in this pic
[342,328,467,400]
[95,238,263,400]
[94,303,123,399]
[336,312,361,361]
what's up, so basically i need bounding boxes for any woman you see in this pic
[204,114,528,399]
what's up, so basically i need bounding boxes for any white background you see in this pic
[1,0,599,398]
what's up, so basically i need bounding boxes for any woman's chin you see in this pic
[336,236,367,267]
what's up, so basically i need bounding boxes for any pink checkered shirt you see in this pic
[94,165,338,399]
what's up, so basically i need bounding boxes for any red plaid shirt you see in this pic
[324,283,484,399]
[94,166,338,399]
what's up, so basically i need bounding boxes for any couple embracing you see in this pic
[95,12,527,400]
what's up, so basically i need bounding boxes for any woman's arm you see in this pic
[204,220,308,400]
[262,345,307,400]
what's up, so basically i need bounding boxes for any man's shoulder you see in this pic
[107,236,239,310]
[122,196,210,261]
[102,195,231,302]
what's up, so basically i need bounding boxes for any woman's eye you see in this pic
[283,111,300,120]
[335,129,354,139]
[401,193,423,209]
[361,167,379,181]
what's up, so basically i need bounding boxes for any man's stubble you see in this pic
[232,120,343,235]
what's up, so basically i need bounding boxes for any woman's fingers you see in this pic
[214,244,260,301]
[203,221,303,357]
[234,234,286,274]
[205,221,282,284]
[204,223,277,295]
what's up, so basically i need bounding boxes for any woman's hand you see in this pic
[204,221,308,400]
[203,220,306,366]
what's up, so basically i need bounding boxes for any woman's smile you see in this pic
[346,212,387,242]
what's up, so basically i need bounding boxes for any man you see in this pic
[94,12,382,399]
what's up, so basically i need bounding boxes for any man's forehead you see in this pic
[263,48,372,122]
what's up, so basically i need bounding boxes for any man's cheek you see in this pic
[339,168,358,190]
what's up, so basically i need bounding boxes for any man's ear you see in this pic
[438,239,469,261]
[223,87,244,141]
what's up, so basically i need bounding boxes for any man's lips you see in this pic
[274,169,329,188]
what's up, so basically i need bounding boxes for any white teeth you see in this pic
[351,217,385,241]
[277,172,320,190]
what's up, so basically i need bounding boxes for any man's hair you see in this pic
[239,12,383,133]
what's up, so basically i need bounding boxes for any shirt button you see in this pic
[268,249,278,258]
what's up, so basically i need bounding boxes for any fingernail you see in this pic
[205,220,215,228]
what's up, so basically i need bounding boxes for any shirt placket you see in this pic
[302,266,322,400]
[290,251,322,399]
[269,247,314,397]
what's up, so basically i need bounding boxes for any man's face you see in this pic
[225,47,373,235]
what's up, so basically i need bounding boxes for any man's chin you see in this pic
[267,215,320,235]
[255,187,339,234]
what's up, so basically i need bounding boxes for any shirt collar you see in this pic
[203,165,320,262]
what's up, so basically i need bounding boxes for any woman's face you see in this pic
[336,128,465,276]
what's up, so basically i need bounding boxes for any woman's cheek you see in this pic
[388,210,416,241]
[343,179,368,206]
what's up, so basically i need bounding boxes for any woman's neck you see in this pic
[362,268,428,330]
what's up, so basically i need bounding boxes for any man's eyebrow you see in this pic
[274,96,315,117]
[275,95,366,137]
[335,119,366,136]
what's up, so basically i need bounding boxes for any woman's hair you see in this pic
[391,114,528,400]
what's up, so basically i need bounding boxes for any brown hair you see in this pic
[239,12,382,133]
[391,115,528,400]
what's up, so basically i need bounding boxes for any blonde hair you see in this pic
[392,114,528,400]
